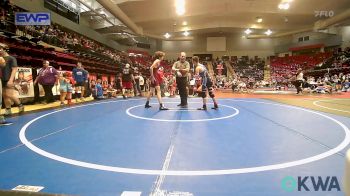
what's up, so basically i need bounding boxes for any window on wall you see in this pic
[44,0,80,24]
[136,42,150,49]
[304,36,310,41]
[298,37,303,42]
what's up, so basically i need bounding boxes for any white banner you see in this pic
[14,67,34,98]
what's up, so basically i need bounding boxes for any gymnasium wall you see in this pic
[340,26,350,49]
[161,34,275,60]
[274,33,342,53]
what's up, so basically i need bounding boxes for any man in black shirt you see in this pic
[172,52,190,107]
[0,50,9,124]
[122,63,134,98]
[0,44,24,116]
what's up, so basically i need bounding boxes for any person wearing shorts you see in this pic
[122,63,134,98]
[72,62,88,102]
[0,44,24,115]
[144,51,168,110]
[192,56,218,110]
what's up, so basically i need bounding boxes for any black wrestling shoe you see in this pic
[211,104,219,110]
[180,104,188,108]
[0,121,13,126]
[145,105,152,108]
[197,105,207,110]
[177,103,183,107]
[159,106,169,110]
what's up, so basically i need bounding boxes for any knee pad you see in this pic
[209,88,215,98]
[209,92,215,98]
[200,91,207,98]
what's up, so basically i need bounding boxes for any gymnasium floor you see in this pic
[0,92,350,196]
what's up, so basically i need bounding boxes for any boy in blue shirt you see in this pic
[72,62,89,102]
[95,79,104,99]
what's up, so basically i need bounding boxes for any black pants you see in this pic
[295,80,303,93]
[134,80,141,95]
[176,77,188,105]
[43,84,54,103]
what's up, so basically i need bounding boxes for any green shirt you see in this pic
[172,61,190,78]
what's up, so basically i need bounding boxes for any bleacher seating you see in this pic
[270,53,332,80]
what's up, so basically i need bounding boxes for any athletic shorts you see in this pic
[122,81,133,89]
[150,79,162,88]
[75,81,85,87]
[201,78,213,91]
[1,80,8,88]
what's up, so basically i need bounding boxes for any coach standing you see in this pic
[172,52,190,107]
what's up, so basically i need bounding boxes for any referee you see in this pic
[172,52,190,108]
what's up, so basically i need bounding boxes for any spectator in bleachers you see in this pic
[34,60,58,104]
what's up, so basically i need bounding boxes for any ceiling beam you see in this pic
[247,8,350,39]
[113,0,145,4]
[143,33,194,41]
[97,0,143,35]
[76,0,115,26]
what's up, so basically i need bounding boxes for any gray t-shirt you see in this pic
[172,61,190,78]
[1,56,17,81]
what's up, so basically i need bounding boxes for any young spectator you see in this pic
[59,72,69,106]
[94,79,104,99]
[66,72,75,105]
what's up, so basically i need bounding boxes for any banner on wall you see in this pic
[110,75,116,84]
[101,75,108,84]
[89,74,97,82]
[101,75,108,88]
[14,67,34,98]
